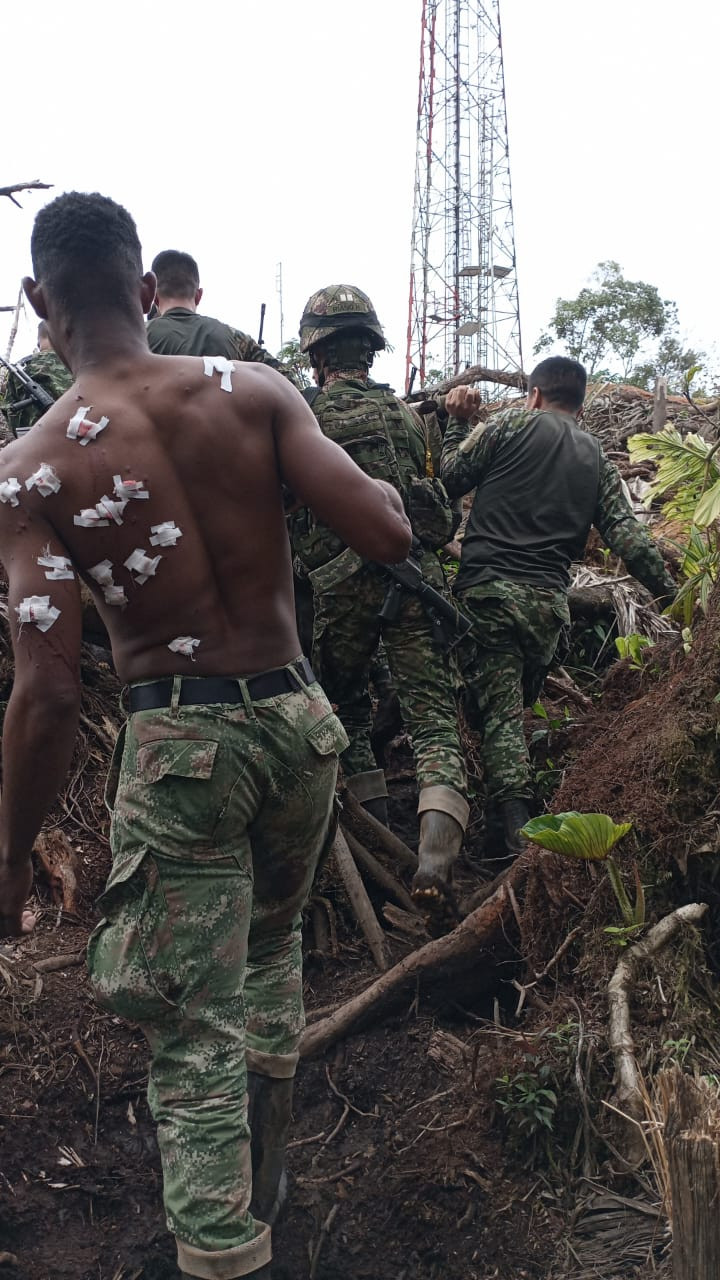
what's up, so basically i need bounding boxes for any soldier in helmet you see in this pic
[291,284,469,930]
[1,320,72,437]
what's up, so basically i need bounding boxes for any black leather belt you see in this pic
[129,658,316,713]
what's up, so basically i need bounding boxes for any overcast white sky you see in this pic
[1,0,717,390]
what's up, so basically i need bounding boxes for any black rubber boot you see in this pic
[361,794,389,826]
[247,1072,293,1226]
[498,799,530,861]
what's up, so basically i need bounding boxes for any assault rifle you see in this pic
[0,352,54,433]
[378,542,473,651]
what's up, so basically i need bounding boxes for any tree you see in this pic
[630,331,705,394]
[276,339,312,388]
[535,261,674,379]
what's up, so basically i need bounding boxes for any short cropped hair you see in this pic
[31,191,143,312]
[151,250,200,299]
[528,356,587,412]
[37,320,50,341]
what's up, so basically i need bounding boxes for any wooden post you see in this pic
[658,1067,720,1280]
[652,376,668,432]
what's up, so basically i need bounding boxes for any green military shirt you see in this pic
[441,406,676,603]
[145,307,296,383]
[0,350,73,437]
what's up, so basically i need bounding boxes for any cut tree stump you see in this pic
[658,1067,720,1280]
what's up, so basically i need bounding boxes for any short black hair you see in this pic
[151,250,200,299]
[31,191,143,313]
[528,356,587,412]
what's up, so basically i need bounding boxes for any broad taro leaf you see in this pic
[519,812,632,861]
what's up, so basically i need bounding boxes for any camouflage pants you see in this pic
[87,670,345,1273]
[457,580,570,804]
[312,557,466,796]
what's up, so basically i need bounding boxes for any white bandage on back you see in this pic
[113,475,149,501]
[66,406,110,444]
[38,549,74,581]
[26,464,62,497]
[124,548,162,585]
[74,495,127,528]
[0,478,22,506]
[168,636,200,658]
[16,594,61,632]
[149,521,183,547]
[203,356,235,392]
[87,559,127,607]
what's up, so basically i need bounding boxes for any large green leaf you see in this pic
[520,812,633,861]
[694,475,720,529]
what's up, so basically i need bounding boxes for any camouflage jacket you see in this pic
[145,307,297,383]
[441,407,676,602]
[0,350,73,437]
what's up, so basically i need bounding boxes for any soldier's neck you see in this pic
[62,314,151,376]
[323,368,369,388]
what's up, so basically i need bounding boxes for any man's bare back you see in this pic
[0,353,410,684]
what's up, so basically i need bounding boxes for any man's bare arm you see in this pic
[0,497,82,936]
[269,376,413,563]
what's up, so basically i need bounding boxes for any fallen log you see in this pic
[406,363,527,402]
[300,859,526,1058]
[332,830,388,972]
[343,828,418,914]
[340,787,418,871]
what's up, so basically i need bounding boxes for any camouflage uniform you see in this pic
[441,407,677,804]
[290,362,467,817]
[146,307,296,382]
[87,669,347,1276]
[1,350,72,437]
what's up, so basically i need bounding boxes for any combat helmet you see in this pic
[299,284,386,354]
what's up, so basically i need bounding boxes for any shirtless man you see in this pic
[0,192,411,1280]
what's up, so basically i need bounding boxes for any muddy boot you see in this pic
[412,787,469,937]
[181,1266,271,1279]
[498,798,530,862]
[346,768,389,828]
[247,1072,294,1226]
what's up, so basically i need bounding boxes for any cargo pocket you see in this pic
[87,847,183,1023]
[113,735,223,859]
[304,710,350,759]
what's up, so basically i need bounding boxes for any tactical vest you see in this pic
[291,380,418,572]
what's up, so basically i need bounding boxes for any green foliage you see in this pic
[614,633,653,669]
[520,811,632,861]
[521,812,644,940]
[495,1062,558,1140]
[627,425,720,622]
[276,338,312,388]
[535,261,674,378]
[631,333,705,395]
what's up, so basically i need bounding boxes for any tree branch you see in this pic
[0,180,53,208]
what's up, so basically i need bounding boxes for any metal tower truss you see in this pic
[405,0,523,392]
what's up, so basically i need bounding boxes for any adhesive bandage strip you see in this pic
[149,521,182,547]
[26,464,62,497]
[113,475,149,501]
[73,496,127,529]
[203,356,235,392]
[66,407,110,444]
[124,548,162,585]
[38,551,74,581]
[0,478,22,506]
[168,636,200,658]
[16,594,61,632]
[88,560,127,607]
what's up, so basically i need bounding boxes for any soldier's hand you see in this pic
[445,386,482,421]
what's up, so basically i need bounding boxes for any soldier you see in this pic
[0,192,411,1279]
[146,249,295,380]
[1,320,72,437]
[291,284,469,929]
[441,356,677,863]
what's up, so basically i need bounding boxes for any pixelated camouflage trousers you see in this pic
[457,580,570,804]
[87,672,346,1261]
[312,557,466,796]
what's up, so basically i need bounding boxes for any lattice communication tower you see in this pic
[405,0,523,392]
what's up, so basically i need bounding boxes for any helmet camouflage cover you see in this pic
[299,284,386,354]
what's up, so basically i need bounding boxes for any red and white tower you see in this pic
[405,0,523,392]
